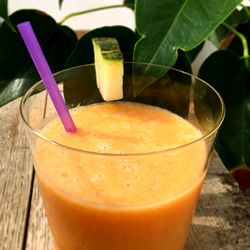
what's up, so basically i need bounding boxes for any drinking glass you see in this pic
[20,63,225,250]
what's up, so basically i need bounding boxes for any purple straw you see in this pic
[17,21,76,132]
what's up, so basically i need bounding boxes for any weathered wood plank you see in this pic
[0,99,33,250]
[3,91,248,250]
[24,85,250,250]
[186,154,250,250]
[26,153,250,249]
[25,179,53,250]
[25,91,54,250]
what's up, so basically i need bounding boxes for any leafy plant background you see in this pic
[0,0,250,190]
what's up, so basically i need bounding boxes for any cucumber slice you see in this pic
[92,38,124,101]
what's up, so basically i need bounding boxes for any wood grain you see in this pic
[25,91,54,250]
[0,99,33,250]
[186,154,250,250]
[1,97,249,250]
[25,179,53,250]
[25,153,250,250]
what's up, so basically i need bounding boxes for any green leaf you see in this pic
[123,0,135,10]
[226,7,250,26]
[133,0,242,93]
[64,26,138,106]
[174,50,192,74]
[0,0,8,19]
[227,21,250,57]
[199,50,250,171]
[0,0,15,31]
[0,10,77,107]
[209,8,250,48]
[185,42,204,63]
[128,51,192,117]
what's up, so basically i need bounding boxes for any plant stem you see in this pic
[223,22,249,68]
[59,4,130,25]
[241,4,250,17]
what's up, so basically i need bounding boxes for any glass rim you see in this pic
[20,62,225,157]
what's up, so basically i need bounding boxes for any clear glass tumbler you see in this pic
[20,63,225,250]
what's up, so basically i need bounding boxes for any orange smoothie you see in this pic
[34,102,207,250]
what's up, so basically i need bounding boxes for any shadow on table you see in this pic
[185,170,250,250]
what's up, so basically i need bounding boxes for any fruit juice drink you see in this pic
[33,101,207,250]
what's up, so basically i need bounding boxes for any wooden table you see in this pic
[1,98,250,250]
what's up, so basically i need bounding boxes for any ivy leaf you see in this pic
[0,0,15,31]
[133,0,242,94]
[199,50,250,190]
[0,10,77,107]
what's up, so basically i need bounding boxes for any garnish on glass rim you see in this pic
[92,37,124,101]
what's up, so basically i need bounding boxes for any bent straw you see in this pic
[17,21,76,132]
